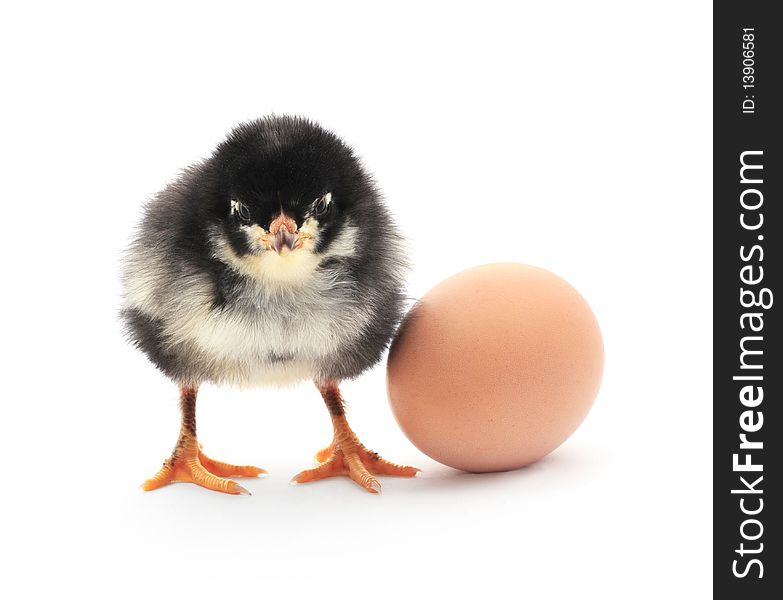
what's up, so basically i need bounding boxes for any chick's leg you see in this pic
[292,381,419,493]
[142,385,265,495]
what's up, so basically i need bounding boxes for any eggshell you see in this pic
[386,263,603,472]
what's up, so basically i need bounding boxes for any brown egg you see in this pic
[387,263,603,472]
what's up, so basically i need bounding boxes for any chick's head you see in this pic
[207,117,367,285]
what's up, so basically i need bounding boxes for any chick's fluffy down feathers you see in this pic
[121,116,407,388]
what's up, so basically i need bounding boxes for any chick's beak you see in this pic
[268,213,299,254]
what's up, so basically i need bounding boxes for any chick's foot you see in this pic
[142,441,266,495]
[294,418,419,494]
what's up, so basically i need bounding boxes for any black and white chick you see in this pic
[122,116,419,495]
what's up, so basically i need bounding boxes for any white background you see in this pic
[0,2,712,598]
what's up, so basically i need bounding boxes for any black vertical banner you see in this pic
[715,3,781,598]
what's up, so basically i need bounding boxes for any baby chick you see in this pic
[122,116,418,494]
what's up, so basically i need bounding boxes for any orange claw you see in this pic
[142,440,265,495]
[314,443,334,463]
[198,449,267,479]
[293,416,420,493]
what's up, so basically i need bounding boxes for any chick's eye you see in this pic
[231,199,251,222]
[314,192,332,217]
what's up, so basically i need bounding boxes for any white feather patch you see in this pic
[122,218,372,387]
